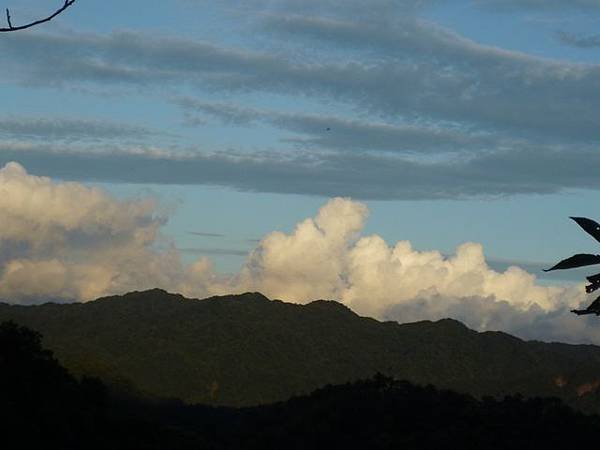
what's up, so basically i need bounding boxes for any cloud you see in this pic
[234,197,369,301]
[474,0,600,11]
[486,257,587,282]
[5,141,600,200]
[0,162,185,302]
[176,98,494,154]
[227,198,596,344]
[188,231,226,237]
[259,13,600,141]
[216,0,430,18]
[557,31,600,49]
[0,30,295,88]
[0,116,158,142]
[219,196,593,344]
[0,162,595,344]
[179,247,249,256]
[383,295,600,344]
[3,10,600,201]
[4,23,600,142]
[234,200,579,315]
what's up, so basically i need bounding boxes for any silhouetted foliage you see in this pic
[219,375,600,449]
[545,253,600,271]
[545,217,600,315]
[0,321,107,449]
[0,320,212,449]
[0,1,76,32]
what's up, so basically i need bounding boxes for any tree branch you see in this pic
[0,0,76,32]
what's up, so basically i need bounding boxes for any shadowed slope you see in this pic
[4,322,600,449]
[2,289,600,410]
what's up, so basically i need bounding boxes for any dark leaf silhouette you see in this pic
[586,273,600,294]
[547,217,600,315]
[544,254,600,272]
[570,217,600,244]
[572,295,600,316]
[0,1,76,33]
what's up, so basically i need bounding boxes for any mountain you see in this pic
[2,288,600,411]
[4,320,598,449]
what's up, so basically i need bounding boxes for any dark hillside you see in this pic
[3,322,599,450]
[2,289,600,411]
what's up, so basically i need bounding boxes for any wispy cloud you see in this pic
[474,0,600,11]
[0,116,162,141]
[176,98,495,154]
[179,247,249,256]
[557,31,600,48]
[188,231,226,238]
[4,140,600,200]
[258,13,600,141]
[3,2,600,200]
[3,23,600,142]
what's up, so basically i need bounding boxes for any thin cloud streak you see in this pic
[3,142,600,200]
[0,116,161,141]
[179,247,249,256]
[557,31,600,48]
[188,231,227,237]
[474,0,600,11]
[3,25,600,141]
[2,2,600,201]
[176,98,495,154]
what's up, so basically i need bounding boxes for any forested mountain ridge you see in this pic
[2,288,600,411]
[4,318,599,449]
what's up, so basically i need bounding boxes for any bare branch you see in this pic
[1,0,76,32]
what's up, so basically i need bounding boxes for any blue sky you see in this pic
[3,0,600,280]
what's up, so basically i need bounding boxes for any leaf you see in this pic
[586,273,600,294]
[544,254,600,271]
[587,273,600,284]
[570,217,600,244]
[588,296,600,312]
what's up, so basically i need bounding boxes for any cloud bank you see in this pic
[3,9,600,200]
[0,116,157,142]
[0,162,186,301]
[6,142,600,200]
[557,31,600,49]
[3,0,600,200]
[475,0,600,11]
[1,162,596,344]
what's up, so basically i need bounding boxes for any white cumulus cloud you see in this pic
[230,197,584,324]
[0,162,595,344]
[0,162,186,301]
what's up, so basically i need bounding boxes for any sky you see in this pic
[3,0,600,343]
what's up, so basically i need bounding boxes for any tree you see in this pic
[0,0,76,32]
[544,217,600,315]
